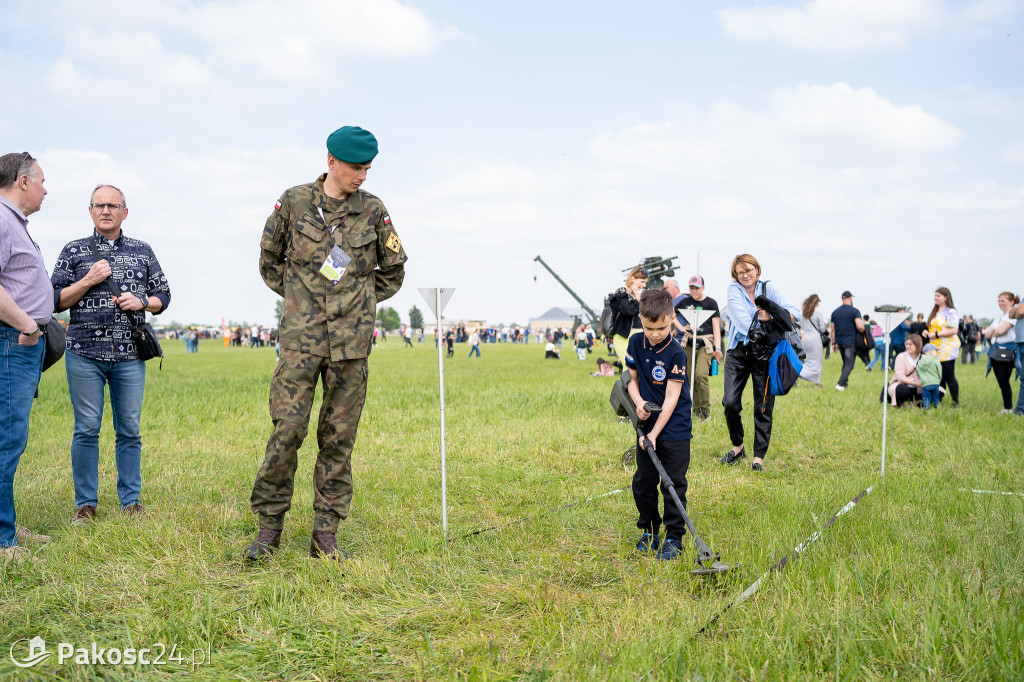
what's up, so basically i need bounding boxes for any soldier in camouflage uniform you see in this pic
[245,126,407,561]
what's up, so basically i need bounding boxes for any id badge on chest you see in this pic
[319,245,352,282]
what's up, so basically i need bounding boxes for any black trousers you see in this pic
[837,344,857,387]
[993,360,1014,409]
[722,342,776,459]
[633,438,690,542]
[940,359,960,404]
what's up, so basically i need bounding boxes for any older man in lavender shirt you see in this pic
[0,152,53,563]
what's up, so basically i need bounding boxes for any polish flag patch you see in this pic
[274,201,282,211]
[383,214,391,226]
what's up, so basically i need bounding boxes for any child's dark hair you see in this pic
[639,288,674,321]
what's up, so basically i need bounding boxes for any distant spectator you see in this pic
[674,275,722,422]
[1011,298,1024,416]
[799,294,827,387]
[829,291,865,391]
[468,329,481,358]
[983,292,1019,413]
[923,287,961,407]
[917,346,943,410]
[866,318,885,371]
[608,266,648,365]
[574,325,587,360]
[887,312,911,370]
[886,333,924,407]
[591,357,614,376]
[544,341,560,359]
[909,312,927,338]
[960,315,980,364]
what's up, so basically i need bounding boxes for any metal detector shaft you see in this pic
[634,425,716,564]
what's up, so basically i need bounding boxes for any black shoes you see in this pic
[721,447,746,465]
[751,461,763,472]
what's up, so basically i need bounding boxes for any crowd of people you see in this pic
[3,143,1020,567]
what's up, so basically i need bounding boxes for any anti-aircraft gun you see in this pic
[621,256,678,289]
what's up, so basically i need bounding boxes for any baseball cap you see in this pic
[842,290,854,298]
[688,275,705,287]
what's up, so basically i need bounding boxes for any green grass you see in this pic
[3,339,1022,680]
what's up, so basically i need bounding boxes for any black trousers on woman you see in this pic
[940,359,960,404]
[992,360,1014,409]
[722,342,776,459]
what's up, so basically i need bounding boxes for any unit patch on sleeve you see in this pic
[385,233,402,253]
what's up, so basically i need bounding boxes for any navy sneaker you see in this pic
[656,538,684,561]
[635,532,661,552]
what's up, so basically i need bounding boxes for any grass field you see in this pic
[3,338,1022,680]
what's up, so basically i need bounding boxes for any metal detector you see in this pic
[609,373,731,575]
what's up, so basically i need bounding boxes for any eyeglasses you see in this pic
[735,268,757,278]
[90,203,125,211]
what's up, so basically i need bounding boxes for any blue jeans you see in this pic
[921,385,941,409]
[65,351,146,509]
[468,345,480,357]
[0,328,44,547]
[867,342,884,370]
[1016,343,1024,415]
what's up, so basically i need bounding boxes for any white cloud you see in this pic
[41,0,460,100]
[718,0,945,52]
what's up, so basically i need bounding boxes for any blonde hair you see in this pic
[730,254,761,281]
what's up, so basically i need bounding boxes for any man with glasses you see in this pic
[51,185,171,524]
[0,152,52,563]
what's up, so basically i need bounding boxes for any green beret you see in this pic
[326,126,378,164]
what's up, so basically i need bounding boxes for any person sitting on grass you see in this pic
[918,346,943,410]
[544,341,560,359]
[624,288,692,562]
[591,357,615,376]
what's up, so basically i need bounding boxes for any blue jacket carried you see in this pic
[768,339,803,397]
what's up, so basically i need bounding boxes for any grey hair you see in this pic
[0,152,38,190]
[91,184,127,206]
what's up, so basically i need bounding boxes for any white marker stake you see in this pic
[878,311,909,484]
[677,308,716,403]
[419,287,455,536]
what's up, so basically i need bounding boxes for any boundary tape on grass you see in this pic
[693,484,875,638]
[639,483,877,680]
[959,488,1022,497]
[452,485,632,541]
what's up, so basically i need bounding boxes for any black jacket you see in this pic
[608,289,640,338]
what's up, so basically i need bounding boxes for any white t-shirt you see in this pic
[992,312,1016,344]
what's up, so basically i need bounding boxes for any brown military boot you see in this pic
[244,528,282,562]
[309,531,351,560]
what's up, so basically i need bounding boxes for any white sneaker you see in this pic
[835,385,846,391]
[999,409,1012,414]
[0,545,35,563]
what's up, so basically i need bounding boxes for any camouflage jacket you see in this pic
[260,174,407,360]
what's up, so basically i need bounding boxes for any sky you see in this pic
[2,0,1022,328]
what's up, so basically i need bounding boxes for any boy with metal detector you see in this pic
[611,287,730,573]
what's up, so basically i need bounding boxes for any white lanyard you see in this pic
[316,206,344,234]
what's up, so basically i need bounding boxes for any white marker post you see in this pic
[677,308,716,404]
[878,311,909,484]
[419,287,455,536]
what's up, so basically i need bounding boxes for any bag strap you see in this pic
[86,236,143,333]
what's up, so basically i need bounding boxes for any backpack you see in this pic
[599,293,618,338]
[767,339,803,397]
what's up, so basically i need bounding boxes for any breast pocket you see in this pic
[286,214,325,265]
[346,228,378,275]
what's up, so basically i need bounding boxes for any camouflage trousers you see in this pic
[250,347,368,533]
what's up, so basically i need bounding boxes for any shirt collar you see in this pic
[92,228,123,245]
[314,174,364,214]
[0,195,28,225]
[644,335,674,354]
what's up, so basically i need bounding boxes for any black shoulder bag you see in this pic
[87,237,163,368]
